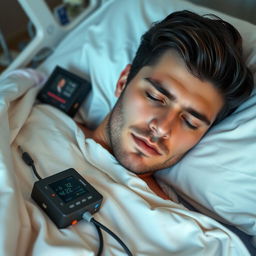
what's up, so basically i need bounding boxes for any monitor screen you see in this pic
[49,176,88,203]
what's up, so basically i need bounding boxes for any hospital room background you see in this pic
[0,0,255,256]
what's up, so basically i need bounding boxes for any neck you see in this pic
[79,114,112,153]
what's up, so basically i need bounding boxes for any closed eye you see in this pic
[146,92,163,103]
[183,118,198,130]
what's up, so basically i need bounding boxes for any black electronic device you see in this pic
[31,168,103,228]
[37,66,91,117]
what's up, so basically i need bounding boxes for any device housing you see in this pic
[37,66,91,117]
[31,168,103,228]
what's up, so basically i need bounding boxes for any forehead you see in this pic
[137,50,224,123]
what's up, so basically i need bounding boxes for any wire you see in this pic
[17,146,131,255]
[27,20,36,39]
[93,222,104,256]
[91,218,133,256]
[0,29,13,65]
[82,212,133,256]
[18,146,42,180]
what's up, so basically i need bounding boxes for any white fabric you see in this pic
[38,0,256,237]
[155,88,256,234]
[0,69,251,256]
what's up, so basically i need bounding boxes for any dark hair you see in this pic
[126,10,254,124]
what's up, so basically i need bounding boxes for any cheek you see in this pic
[169,129,206,156]
[122,89,152,123]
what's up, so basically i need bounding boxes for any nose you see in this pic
[149,110,177,139]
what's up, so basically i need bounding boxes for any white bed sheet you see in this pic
[37,0,256,244]
[0,70,251,255]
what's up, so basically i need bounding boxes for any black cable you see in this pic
[17,146,131,255]
[93,222,104,256]
[82,212,133,256]
[18,146,42,180]
[91,218,133,256]
[31,163,42,180]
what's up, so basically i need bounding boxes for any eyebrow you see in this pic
[145,77,211,126]
[145,77,175,101]
[185,108,211,126]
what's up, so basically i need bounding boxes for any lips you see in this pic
[131,133,162,156]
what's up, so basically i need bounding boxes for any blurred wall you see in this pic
[0,0,62,41]
[0,1,28,41]
[188,0,255,24]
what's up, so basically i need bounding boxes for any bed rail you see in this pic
[2,0,100,76]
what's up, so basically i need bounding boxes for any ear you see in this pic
[115,64,131,97]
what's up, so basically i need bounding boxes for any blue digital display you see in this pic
[49,176,88,203]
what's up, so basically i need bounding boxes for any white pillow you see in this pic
[156,88,256,235]
[39,0,256,235]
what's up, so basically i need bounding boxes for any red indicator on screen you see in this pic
[47,91,66,104]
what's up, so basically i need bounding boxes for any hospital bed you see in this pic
[0,0,256,255]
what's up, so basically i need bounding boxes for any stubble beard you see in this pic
[107,95,129,169]
[106,94,179,174]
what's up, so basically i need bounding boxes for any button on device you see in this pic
[31,168,103,228]
[87,196,92,200]
[71,220,78,225]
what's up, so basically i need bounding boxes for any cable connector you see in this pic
[18,146,34,166]
[18,145,42,180]
[83,212,103,256]
[82,211,93,222]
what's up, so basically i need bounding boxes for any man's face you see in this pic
[107,51,223,174]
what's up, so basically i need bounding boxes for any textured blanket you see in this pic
[0,70,249,255]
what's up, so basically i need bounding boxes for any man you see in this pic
[78,11,253,195]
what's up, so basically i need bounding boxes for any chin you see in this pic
[115,152,141,173]
[124,153,184,174]
[120,160,145,174]
[116,153,158,175]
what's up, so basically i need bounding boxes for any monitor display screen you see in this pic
[49,176,88,203]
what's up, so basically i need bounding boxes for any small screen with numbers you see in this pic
[49,74,79,103]
[49,176,89,203]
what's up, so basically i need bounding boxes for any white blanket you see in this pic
[0,70,250,256]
